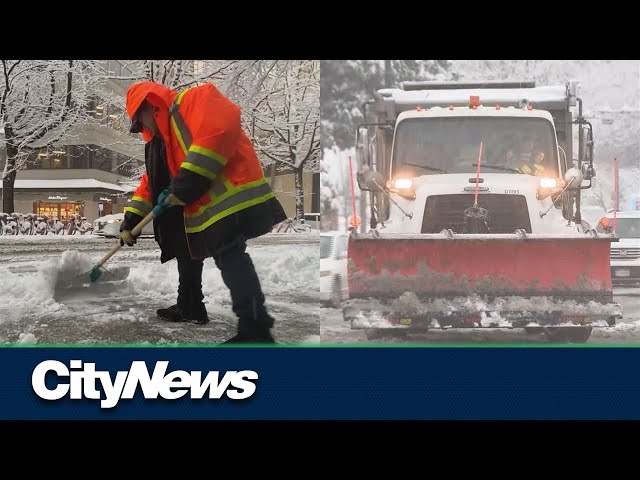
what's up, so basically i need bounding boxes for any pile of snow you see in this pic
[38,250,94,292]
[0,266,61,323]
[301,335,320,343]
[0,250,99,324]
[17,333,37,344]
[594,321,640,338]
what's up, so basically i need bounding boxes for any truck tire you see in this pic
[561,191,573,221]
[525,326,592,343]
[365,329,410,341]
[548,327,592,343]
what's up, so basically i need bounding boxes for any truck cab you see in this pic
[357,81,594,235]
[387,106,572,235]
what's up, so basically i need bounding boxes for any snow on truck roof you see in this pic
[397,106,555,122]
[377,85,572,112]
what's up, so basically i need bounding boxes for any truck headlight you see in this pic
[386,178,416,200]
[394,178,413,190]
[539,177,558,189]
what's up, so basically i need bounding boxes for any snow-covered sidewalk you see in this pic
[0,235,320,345]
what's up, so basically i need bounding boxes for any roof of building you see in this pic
[0,179,136,193]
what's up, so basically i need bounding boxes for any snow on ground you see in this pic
[0,234,320,345]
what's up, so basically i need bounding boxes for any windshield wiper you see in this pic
[472,163,522,174]
[404,162,447,174]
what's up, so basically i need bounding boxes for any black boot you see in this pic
[157,304,187,322]
[223,311,277,343]
[220,332,276,344]
[214,242,277,344]
[185,260,208,324]
[186,300,210,325]
[157,259,192,322]
[161,257,206,324]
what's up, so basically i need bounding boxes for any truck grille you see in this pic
[611,248,640,259]
[422,194,532,234]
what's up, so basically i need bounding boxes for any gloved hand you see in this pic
[120,230,137,247]
[166,193,186,206]
[152,189,186,216]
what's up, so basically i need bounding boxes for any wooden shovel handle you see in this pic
[96,211,155,268]
[131,210,156,236]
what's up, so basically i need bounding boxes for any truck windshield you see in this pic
[392,117,558,177]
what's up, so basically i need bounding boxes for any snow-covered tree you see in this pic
[117,60,236,90]
[1,60,115,213]
[191,60,321,220]
[321,60,455,150]
[320,150,341,231]
[246,60,320,220]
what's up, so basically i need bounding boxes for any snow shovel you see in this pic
[56,210,156,290]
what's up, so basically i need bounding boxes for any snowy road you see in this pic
[0,234,320,345]
[321,288,640,344]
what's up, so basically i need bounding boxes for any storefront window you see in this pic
[51,155,67,168]
[35,201,84,221]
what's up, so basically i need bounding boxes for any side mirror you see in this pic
[581,163,595,180]
[355,126,385,191]
[355,126,370,171]
[581,127,594,163]
[564,167,584,189]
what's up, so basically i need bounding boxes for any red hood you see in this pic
[125,81,177,143]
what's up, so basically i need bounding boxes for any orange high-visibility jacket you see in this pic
[124,81,274,234]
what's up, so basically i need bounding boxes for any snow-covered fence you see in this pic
[0,212,93,236]
[272,218,315,234]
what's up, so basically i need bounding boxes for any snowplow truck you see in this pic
[346,80,621,342]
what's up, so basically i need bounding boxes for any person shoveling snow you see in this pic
[119,81,287,344]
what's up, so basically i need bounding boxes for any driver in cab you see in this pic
[505,135,547,175]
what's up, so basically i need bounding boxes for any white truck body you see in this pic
[345,80,621,341]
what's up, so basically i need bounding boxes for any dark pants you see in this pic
[213,239,274,336]
[176,239,274,335]
[176,257,204,316]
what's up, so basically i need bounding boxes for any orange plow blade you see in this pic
[344,232,622,329]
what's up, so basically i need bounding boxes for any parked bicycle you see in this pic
[273,218,312,233]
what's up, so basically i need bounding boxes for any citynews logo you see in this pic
[32,360,258,409]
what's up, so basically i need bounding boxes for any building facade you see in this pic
[268,170,320,219]
[9,168,134,222]
[1,61,143,222]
